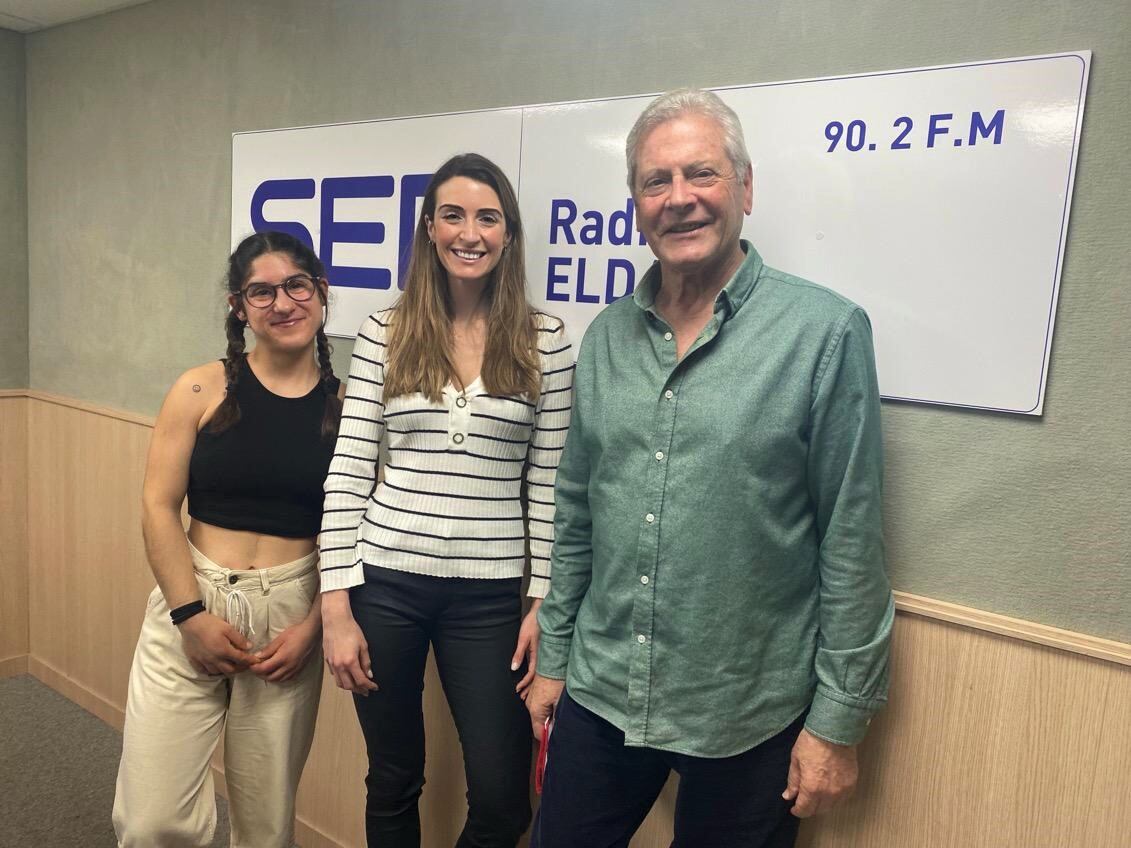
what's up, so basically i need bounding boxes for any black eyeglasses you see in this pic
[239,274,320,308]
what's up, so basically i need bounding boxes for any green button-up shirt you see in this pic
[538,242,893,757]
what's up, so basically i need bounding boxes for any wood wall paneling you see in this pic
[0,395,29,668]
[11,393,1131,848]
[26,397,154,709]
[794,616,1131,848]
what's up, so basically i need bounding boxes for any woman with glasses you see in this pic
[318,153,573,847]
[113,231,342,848]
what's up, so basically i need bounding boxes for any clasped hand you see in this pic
[249,616,320,682]
[178,611,258,676]
[179,611,319,681]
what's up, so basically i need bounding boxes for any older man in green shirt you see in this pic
[527,88,893,848]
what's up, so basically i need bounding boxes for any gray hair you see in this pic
[625,88,752,192]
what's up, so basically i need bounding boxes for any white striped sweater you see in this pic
[318,309,574,597]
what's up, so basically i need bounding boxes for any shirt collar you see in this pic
[633,240,764,321]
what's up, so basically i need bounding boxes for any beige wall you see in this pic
[0,29,28,389]
[20,0,1131,641]
[5,394,1129,848]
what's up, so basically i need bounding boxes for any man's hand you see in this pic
[511,599,542,700]
[526,674,565,740]
[250,616,320,683]
[782,728,859,817]
[178,612,259,675]
[321,590,379,695]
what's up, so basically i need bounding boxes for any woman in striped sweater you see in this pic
[319,153,574,847]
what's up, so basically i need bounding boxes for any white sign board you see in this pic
[233,52,1089,415]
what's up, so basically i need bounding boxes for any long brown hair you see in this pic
[208,231,342,439]
[385,154,540,402]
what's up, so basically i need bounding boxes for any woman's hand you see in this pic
[322,589,379,695]
[251,614,321,683]
[512,598,542,700]
[178,612,260,675]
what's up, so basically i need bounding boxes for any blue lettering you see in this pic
[320,175,394,289]
[579,211,603,246]
[550,200,577,245]
[969,109,1005,146]
[926,113,953,149]
[250,179,316,248]
[575,257,599,304]
[606,259,636,303]
[609,199,634,246]
[546,257,570,302]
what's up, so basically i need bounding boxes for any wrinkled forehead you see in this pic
[634,112,730,173]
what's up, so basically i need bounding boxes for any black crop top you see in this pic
[187,362,340,538]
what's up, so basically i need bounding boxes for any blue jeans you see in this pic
[532,690,803,848]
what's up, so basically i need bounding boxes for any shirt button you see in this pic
[453,433,465,444]
[664,390,674,400]
[640,575,649,585]
[645,513,655,524]
[636,634,647,644]
[655,451,664,461]
[664,332,673,341]
[455,396,467,408]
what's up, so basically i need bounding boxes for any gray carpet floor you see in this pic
[0,674,238,848]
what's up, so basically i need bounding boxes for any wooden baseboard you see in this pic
[294,817,351,848]
[28,655,126,731]
[0,654,29,678]
[214,771,348,848]
[216,768,349,848]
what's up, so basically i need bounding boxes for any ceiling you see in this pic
[0,0,152,32]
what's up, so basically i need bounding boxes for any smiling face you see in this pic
[425,176,511,290]
[229,251,326,352]
[632,112,753,280]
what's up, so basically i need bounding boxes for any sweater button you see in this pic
[456,396,467,408]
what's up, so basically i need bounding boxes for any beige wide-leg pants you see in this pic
[112,543,322,848]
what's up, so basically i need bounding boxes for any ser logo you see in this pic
[250,174,433,289]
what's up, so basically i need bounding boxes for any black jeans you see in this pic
[531,690,804,848]
[350,566,533,847]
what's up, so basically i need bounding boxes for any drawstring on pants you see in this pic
[217,569,274,644]
[225,589,256,643]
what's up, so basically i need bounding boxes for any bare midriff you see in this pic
[188,519,317,571]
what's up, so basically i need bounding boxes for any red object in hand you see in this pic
[535,715,552,794]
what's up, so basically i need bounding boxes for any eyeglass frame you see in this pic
[237,274,324,308]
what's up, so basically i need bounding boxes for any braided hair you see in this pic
[208,231,342,439]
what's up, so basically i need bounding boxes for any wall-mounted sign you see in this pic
[233,51,1090,415]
